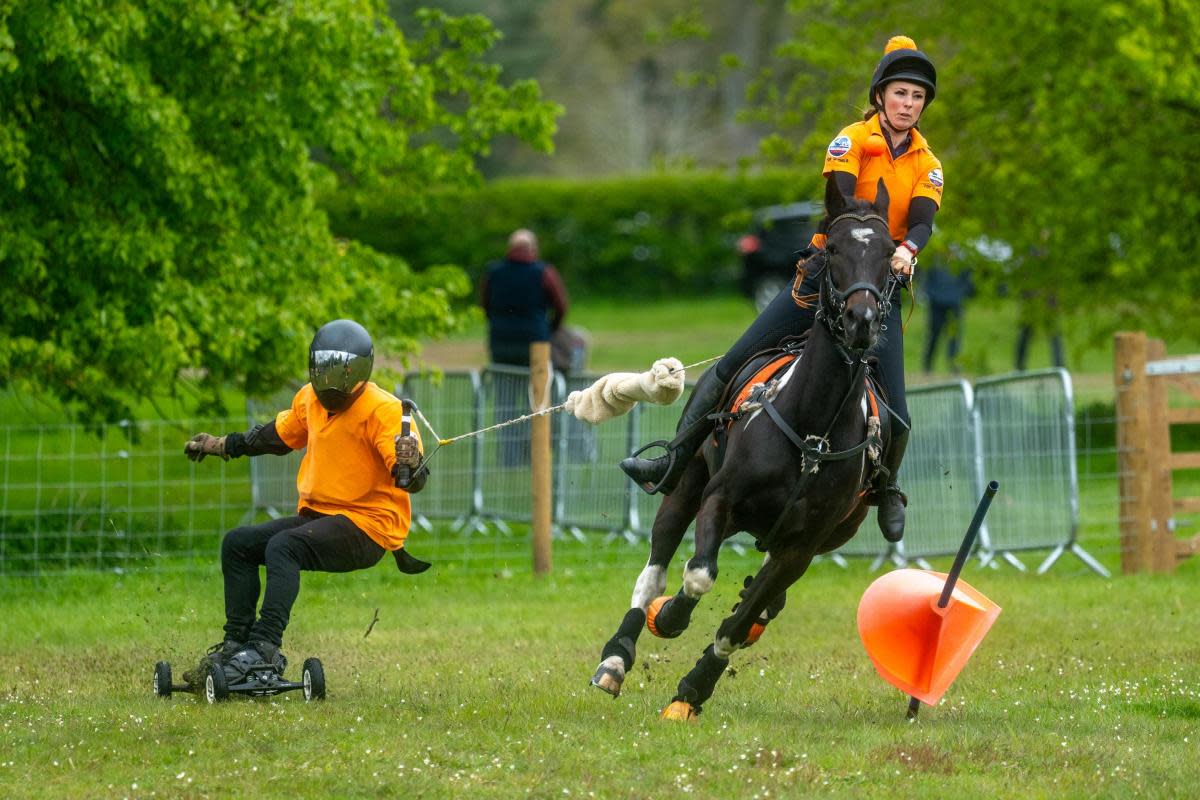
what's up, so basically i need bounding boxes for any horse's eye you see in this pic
[826,244,838,256]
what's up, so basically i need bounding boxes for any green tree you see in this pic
[751,1,1200,336]
[0,1,559,422]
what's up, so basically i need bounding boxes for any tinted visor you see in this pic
[310,349,372,411]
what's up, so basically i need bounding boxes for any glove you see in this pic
[184,433,228,462]
[394,433,421,469]
[891,242,917,278]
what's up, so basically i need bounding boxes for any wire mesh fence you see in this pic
[0,367,1127,578]
[0,418,251,576]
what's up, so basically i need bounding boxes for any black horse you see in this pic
[591,181,899,719]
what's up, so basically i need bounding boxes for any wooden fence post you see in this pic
[530,341,553,575]
[1114,331,1152,574]
[1145,338,1176,573]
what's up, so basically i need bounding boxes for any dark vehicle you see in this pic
[738,202,822,311]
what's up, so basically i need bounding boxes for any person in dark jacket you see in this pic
[479,229,571,465]
[479,229,569,367]
[922,253,973,374]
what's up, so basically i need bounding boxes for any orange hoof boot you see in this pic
[646,596,677,639]
[743,621,767,647]
[661,700,698,721]
[646,593,697,639]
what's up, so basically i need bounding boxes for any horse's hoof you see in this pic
[661,700,698,722]
[744,621,767,647]
[590,656,625,697]
[646,595,679,639]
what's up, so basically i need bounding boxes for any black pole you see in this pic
[938,481,999,609]
[908,481,1000,719]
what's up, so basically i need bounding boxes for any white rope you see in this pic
[435,400,564,446]
[419,354,719,447]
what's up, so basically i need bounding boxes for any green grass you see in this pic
[3,291,1199,797]
[1,540,1198,799]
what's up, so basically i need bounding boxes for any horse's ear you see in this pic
[873,178,890,218]
[824,176,850,219]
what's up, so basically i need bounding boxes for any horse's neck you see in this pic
[778,324,862,432]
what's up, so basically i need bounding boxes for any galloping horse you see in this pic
[590,180,899,719]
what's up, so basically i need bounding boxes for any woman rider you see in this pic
[620,35,943,544]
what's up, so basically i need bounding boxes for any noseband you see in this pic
[810,211,898,353]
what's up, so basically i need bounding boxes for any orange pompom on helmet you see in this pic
[869,35,937,109]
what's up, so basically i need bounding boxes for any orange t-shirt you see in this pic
[820,114,943,243]
[274,382,422,551]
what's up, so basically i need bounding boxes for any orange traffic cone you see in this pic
[858,481,1002,715]
[858,568,1000,706]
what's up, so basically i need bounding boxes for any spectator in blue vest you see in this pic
[479,229,569,367]
[479,229,570,465]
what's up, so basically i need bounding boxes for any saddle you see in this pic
[707,333,891,476]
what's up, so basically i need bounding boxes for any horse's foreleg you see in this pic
[714,548,811,658]
[735,558,788,648]
[592,483,702,697]
[662,548,811,720]
[647,487,731,640]
[590,558,666,696]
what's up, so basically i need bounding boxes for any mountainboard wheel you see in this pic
[154,661,173,698]
[302,658,326,701]
[205,663,229,704]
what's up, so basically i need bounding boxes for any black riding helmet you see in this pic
[309,319,374,412]
[868,35,937,109]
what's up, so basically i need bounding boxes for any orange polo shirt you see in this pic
[819,114,944,243]
[274,382,422,551]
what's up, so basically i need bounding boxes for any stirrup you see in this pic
[623,439,676,495]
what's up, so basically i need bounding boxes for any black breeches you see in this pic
[220,512,385,646]
[714,278,909,428]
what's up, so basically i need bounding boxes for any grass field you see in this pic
[1,539,1197,799]
[3,291,1199,798]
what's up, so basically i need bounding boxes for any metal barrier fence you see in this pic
[882,379,988,563]
[973,369,1107,576]
[557,373,637,539]
[0,367,1113,577]
[400,371,483,531]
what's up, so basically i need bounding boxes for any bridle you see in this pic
[809,211,899,356]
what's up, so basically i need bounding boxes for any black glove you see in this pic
[184,433,229,462]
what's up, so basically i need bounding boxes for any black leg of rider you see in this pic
[620,277,817,495]
[871,296,910,542]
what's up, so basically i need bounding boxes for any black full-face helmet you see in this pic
[309,319,374,412]
[868,35,937,110]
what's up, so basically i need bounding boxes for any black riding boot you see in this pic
[619,367,727,495]
[876,426,910,543]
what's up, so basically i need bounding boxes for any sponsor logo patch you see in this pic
[827,135,852,158]
[928,168,944,188]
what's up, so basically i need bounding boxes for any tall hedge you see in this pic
[325,172,819,297]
